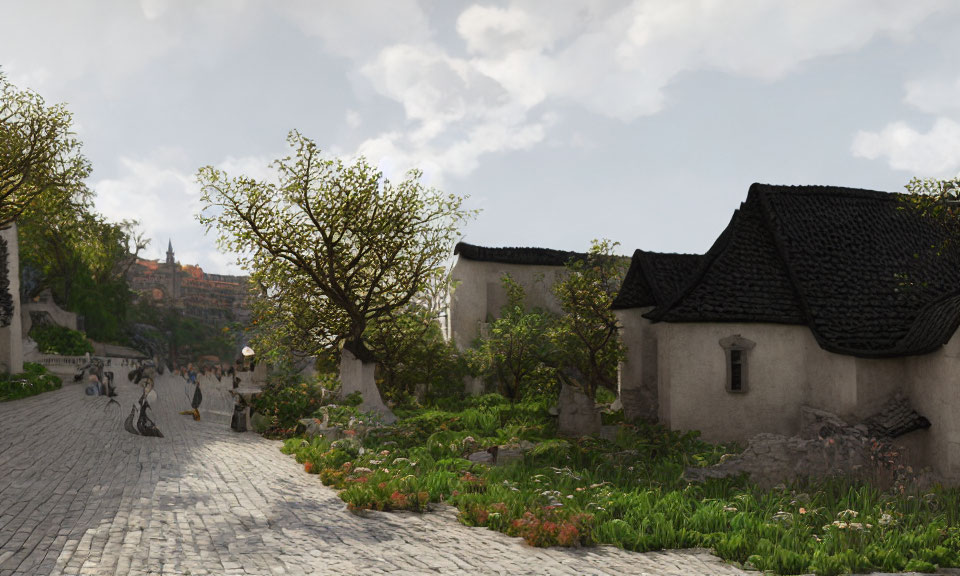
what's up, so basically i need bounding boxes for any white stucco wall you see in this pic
[615,307,659,422]
[657,322,810,442]
[904,333,960,479]
[655,319,960,480]
[448,258,567,350]
[0,225,23,374]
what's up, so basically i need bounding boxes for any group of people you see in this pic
[80,354,256,438]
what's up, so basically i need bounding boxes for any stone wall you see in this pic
[0,225,23,374]
[448,258,568,350]
[656,319,960,481]
[656,321,810,441]
[903,331,960,479]
[21,290,79,334]
[614,307,658,422]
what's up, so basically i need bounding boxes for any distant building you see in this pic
[126,240,250,326]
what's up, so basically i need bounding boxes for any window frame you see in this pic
[719,334,756,394]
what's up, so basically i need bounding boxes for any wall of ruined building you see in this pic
[614,307,659,422]
[448,258,568,350]
[654,319,960,481]
[904,332,960,479]
[656,321,810,442]
[0,225,23,374]
[21,294,78,334]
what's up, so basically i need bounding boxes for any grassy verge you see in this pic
[280,394,960,575]
[0,362,63,402]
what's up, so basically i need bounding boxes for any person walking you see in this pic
[179,363,202,420]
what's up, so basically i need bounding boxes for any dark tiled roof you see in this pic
[612,250,705,310]
[649,183,960,358]
[864,394,932,438]
[648,197,807,325]
[454,242,586,267]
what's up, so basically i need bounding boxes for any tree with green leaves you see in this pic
[197,131,474,385]
[365,303,465,403]
[1,73,89,226]
[551,239,627,400]
[470,275,559,401]
[19,189,147,342]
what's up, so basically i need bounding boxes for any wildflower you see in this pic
[369,460,382,465]
[798,507,807,515]
[352,467,373,475]
[879,513,894,526]
[837,509,858,520]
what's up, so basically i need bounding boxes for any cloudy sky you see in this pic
[3,1,960,274]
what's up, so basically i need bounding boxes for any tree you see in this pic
[0,73,89,226]
[197,131,474,379]
[551,239,627,400]
[19,190,147,342]
[365,303,465,403]
[470,275,559,401]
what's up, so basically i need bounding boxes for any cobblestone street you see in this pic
[1,374,750,576]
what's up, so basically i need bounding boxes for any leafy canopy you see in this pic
[0,73,89,226]
[469,275,560,401]
[197,131,475,361]
[551,239,627,399]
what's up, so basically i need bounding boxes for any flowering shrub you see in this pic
[509,510,593,547]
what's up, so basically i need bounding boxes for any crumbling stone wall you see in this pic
[686,399,930,487]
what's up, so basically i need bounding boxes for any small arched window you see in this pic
[719,335,755,393]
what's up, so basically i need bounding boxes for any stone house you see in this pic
[616,183,960,479]
[447,242,586,349]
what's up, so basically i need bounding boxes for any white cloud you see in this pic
[277,0,431,60]
[905,76,960,114]
[91,150,285,274]
[345,110,362,129]
[349,0,947,183]
[852,118,960,176]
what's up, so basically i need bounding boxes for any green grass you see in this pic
[0,362,62,401]
[279,393,960,575]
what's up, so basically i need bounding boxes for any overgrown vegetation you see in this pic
[29,323,94,355]
[0,362,62,401]
[466,276,560,401]
[281,395,960,575]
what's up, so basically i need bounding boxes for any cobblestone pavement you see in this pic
[1,373,751,576]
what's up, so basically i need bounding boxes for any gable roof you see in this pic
[454,242,587,267]
[648,183,960,358]
[612,250,705,310]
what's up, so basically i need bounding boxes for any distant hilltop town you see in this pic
[126,240,251,325]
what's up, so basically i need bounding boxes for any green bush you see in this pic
[252,372,328,437]
[0,362,62,401]
[29,323,93,355]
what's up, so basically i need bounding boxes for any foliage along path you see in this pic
[0,372,754,576]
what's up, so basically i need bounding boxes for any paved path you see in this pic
[0,374,752,576]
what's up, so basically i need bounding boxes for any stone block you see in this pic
[557,382,601,437]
